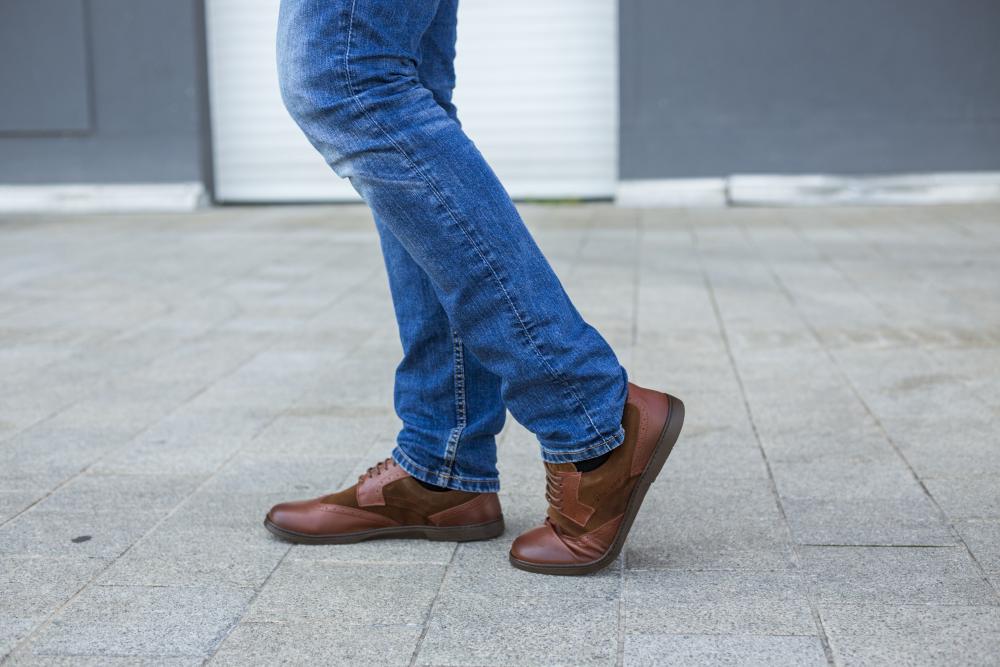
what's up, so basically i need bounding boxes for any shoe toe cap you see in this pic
[265,499,314,532]
[509,523,579,565]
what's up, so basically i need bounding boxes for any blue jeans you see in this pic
[277,0,628,492]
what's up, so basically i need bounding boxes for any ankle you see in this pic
[415,477,450,492]
[573,450,612,473]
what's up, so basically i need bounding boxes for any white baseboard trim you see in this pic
[729,172,1000,207]
[0,183,206,213]
[616,172,1000,208]
[4,174,999,211]
[615,178,727,208]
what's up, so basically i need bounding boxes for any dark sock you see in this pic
[415,478,450,492]
[573,450,612,473]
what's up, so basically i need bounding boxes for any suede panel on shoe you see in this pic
[545,400,644,539]
[509,382,684,574]
[266,458,503,544]
[319,473,481,527]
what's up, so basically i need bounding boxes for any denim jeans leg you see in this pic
[277,0,628,465]
[376,0,504,492]
[376,214,506,492]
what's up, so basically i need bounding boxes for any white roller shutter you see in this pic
[205,0,617,202]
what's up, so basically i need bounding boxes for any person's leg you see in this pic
[277,0,628,464]
[372,0,506,493]
[415,0,460,124]
[375,222,506,491]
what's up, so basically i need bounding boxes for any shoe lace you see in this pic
[545,469,565,510]
[361,457,396,481]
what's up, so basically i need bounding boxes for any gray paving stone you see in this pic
[0,490,43,524]
[664,432,770,481]
[0,424,132,478]
[820,603,1000,666]
[3,203,1000,666]
[623,634,828,667]
[199,456,356,497]
[245,561,445,625]
[829,349,993,430]
[442,543,621,599]
[757,418,898,466]
[245,413,391,460]
[210,621,421,666]
[624,570,816,636]
[6,656,201,666]
[626,478,795,570]
[0,473,64,524]
[770,459,925,500]
[27,585,254,658]
[33,473,203,514]
[1,619,38,660]
[48,397,181,444]
[98,524,288,588]
[781,496,955,546]
[1,556,109,622]
[0,510,162,558]
[956,520,1000,574]
[287,538,456,565]
[801,546,996,605]
[416,593,618,666]
[114,330,270,382]
[90,407,275,475]
[187,351,329,410]
[155,490,292,532]
[0,473,65,497]
[880,420,1000,479]
[496,445,547,488]
[659,387,751,434]
[925,477,1000,520]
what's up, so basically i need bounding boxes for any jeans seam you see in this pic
[543,427,624,456]
[441,329,467,478]
[392,446,498,485]
[539,425,625,462]
[343,0,612,447]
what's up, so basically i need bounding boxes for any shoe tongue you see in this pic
[545,462,576,473]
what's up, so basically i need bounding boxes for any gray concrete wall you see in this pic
[0,0,211,186]
[6,1,999,190]
[620,0,1000,180]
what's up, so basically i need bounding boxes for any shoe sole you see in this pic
[509,394,685,576]
[264,516,505,545]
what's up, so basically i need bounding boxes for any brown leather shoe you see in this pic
[264,458,504,543]
[509,383,684,575]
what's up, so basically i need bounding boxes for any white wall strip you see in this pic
[728,173,1000,207]
[615,178,728,208]
[0,183,205,213]
[617,173,1000,208]
[5,173,997,212]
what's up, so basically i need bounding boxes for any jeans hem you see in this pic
[539,425,626,464]
[392,446,500,493]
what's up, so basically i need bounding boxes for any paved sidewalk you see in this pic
[1,203,998,666]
